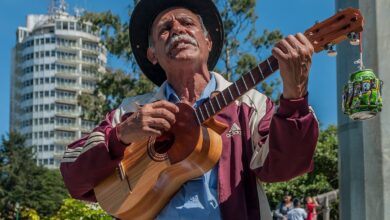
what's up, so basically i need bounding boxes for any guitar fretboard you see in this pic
[194,55,279,124]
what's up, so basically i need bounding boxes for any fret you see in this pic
[221,91,227,105]
[266,58,274,72]
[234,81,241,96]
[204,103,210,118]
[209,100,216,114]
[242,77,248,90]
[198,107,205,122]
[215,96,222,109]
[249,71,256,84]
[194,110,202,124]
[227,87,234,100]
[257,65,265,80]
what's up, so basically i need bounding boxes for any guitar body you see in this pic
[94,103,227,219]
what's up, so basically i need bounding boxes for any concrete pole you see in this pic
[323,197,329,220]
[335,0,390,219]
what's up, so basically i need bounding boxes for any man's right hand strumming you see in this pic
[116,100,179,144]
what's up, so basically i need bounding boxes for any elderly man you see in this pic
[60,0,318,219]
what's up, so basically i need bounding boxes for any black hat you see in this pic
[129,0,224,86]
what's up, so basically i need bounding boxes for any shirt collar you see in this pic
[164,73,216,107]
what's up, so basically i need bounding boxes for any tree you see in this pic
[263,125,339,210]
[50,198,111,220]
[0,132,68,218]
[213,0,283,103]
[78,69,154,123]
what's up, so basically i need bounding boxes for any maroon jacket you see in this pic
[60,72,319,220]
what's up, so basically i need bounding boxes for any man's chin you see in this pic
[168,52,198,61]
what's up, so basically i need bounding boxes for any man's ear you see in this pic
[147,47,158,65]
[206,34,213,52]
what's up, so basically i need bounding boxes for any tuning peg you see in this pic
[325,44,337,56]
[347,32,360,46]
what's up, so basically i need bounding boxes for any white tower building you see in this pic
[10,0,107,168]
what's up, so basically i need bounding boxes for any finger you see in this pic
[275,41,288,54]
[150,100,179,113]
[149,108,176,125]
[286,35,304,50]
[278,39,295,55]
[148,118,172,131]
[143,127,163,137]
[296,33,314,53]
[272,47,288,60]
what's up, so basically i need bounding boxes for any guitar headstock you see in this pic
[304,8,364,53]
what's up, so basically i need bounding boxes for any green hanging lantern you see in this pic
[342,69,383,120]
[341,32,383,120]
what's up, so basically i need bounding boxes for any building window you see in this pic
[76,23,82,31]
[56,21,61,30]
[63,21,68,30]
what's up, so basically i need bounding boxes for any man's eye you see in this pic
[160,26,170,34]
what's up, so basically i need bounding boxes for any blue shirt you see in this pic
[156,74,221,220]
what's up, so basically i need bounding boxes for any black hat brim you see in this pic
[130,0,224,86]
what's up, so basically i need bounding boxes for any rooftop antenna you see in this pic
[74,7,85,18]
[48,0,68,18]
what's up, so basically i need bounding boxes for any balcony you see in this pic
[81,46,100,55]
[81,71,100,80]
[55,71,79,79]
[55,125,79,132]
[54,139,74,146]
[55,110,79,118]
[56,57,79,65]
[55,83,80,92]
[56,44,79,52]
[55,98,78,105]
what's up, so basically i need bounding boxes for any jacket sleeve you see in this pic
[60,109,131,202]
[250,94,319,182]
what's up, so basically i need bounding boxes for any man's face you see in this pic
[147,7,212,70]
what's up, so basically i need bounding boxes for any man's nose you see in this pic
[170,20,185,35]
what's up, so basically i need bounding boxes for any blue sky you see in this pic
[0,0,337,136]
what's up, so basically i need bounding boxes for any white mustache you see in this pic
[165,34,198,52]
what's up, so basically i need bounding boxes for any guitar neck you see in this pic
[194,7,364,125]
[194,56,279,124]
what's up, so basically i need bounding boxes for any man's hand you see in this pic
[117,100,179,144]
[272,33,314,99]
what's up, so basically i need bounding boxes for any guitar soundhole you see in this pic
[147,132,174,162]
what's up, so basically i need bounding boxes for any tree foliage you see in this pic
[78,69,154,123]
[50,198,111,220]
[264,125,338,209]
[213,0,283,102]
[0,132,68,218]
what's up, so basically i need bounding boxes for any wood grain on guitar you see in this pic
[94,8,364,219]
